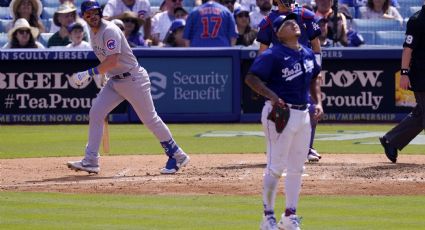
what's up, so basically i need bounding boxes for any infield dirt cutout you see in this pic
[1,154,424,195]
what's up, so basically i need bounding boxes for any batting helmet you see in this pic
[81,0,102,15]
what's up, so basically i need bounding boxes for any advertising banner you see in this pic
[0,50,127,123]
[240,48,412,122]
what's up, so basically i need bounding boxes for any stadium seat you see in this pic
[0,32,8,47]
[410,6,421,14]
[359,31,375,45]
[184,0,196,7]
[375,31,405,46]
[0,18,11,33]
[42,0,60,7]
[0,6,11,19]
[42,7,57,19]
[151,6,160,14]
[352,18,403,32]
[97,0,108,6]
[397,0,423,7]
[150,0,163,7]
[41,18,52,32]
[39,32,53,47]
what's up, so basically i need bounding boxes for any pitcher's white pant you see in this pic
[84,67,173,163]
[262,101,311,177]
[261,101,311,212]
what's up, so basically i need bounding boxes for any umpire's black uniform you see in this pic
[380,6,425,163]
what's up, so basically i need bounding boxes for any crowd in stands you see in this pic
[0,0,423,49]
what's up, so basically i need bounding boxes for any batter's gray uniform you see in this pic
[84,19,174,163]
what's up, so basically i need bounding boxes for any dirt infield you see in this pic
[1,154,424,195]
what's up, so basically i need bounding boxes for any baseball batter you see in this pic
[67,0,189,174]
[257,0,323,162]
[245,14,323,230]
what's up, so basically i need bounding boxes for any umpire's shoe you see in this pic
[67,160,100,174]
[379,136,398,163]
[160,149,190,174]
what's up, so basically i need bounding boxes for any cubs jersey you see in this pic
[256,7,321,47]
[249,43,320,105]
[183,1,238,47]
[90,19,139,77]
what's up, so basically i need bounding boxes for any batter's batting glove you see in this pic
[72,70,91,86]
[267,104,290,133]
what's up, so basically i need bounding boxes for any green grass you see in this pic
[1,192,424,230]
[0,124,423,158]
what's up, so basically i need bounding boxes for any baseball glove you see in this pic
[267,104,290,133]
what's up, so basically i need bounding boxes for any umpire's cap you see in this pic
[81,0,102,15]
[273,13,298,33]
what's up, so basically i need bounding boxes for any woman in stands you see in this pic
[118,11,146,47]
[8,0,45,33]
[3,18,44,48]
[234,6,258,47]
[163,18,186,47]
[362,0,403,25]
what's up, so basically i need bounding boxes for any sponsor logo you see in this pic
[321,70,384,110]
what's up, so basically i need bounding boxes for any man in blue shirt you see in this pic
[256,0,323,162]
[183,0,238,47]
[245,14,323,230]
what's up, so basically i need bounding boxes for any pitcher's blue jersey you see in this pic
[249,44,320,105]
[256,7,321,47]
[183,1,238,47]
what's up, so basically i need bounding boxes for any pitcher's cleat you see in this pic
[307,148,321,162]
[67,160,100,174]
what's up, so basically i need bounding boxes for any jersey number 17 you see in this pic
[201,16,222,38]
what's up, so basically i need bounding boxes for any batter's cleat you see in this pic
[307,148,321,162]
[260,215,279,230]
[67,160,99,174]
[278,214,301,230]
[379,136,398,163]
[160,149,190,174]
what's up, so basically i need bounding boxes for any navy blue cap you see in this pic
[67,22,84,33]
[272,13,297,33]
[169,19,186,33]
[81,0,101,14]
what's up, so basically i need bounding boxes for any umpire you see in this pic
[380,5,425,163]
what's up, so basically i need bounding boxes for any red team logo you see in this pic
[106,39,116,50]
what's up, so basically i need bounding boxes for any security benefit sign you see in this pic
[320,59,412,122]
[0,60,104,123]
[141,57,233,114]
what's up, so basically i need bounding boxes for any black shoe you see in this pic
[379,136,398,163]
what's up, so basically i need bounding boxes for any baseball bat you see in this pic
[102,116,110,154]
[100,75,110,154]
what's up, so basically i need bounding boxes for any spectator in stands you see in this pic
[222,0,240,12]
[174,6,188,19]
[163,18,186,47]
[50,1,90,34]
[103,0,152,40]
[183,0,238,47]
[8,0,45,33]
[151,0,183,46]
[361,0,403,25]
[318,17,336,46]
[48,1,87,47]
[2,18,44,48]
[249,0,272,28]
[315,0,349,46]
[234,6,258,46]
[65,22,91,48]
[118,11,146,47]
